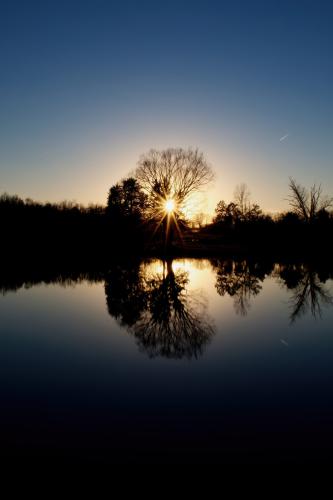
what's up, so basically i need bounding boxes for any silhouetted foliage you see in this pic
[234,183,251,219]
[134,148,214,249]
[0,193,110,258]
[0,186,150,258]
[136,148,214,209]
[214,184,264,226]
[107,177,147,220]
[211,188,274,254]
[214,201,240,226]
[1,172,333,259]
[105,177,149,249]
[209,178,333,255]
[288,178,333,222]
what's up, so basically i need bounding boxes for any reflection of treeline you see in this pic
[0,267,104,294]
[0,258,332,359]
[274,263,333,323]
[1,259,332,327]
[210,259,274,316]
[211,259,333,320]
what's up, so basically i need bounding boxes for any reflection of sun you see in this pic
[147,258,212,290]
[164,198,175,214]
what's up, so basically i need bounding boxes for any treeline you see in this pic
[0,193,109,259]
[1,176,333,260]
[0,183,155,261]
[199,179,333,256]
[202,202,333,254]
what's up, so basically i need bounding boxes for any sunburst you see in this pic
[147,194,184,246]
[164,198,175,214]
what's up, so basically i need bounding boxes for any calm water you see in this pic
[1,258,333,464]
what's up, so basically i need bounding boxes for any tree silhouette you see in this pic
[106,177,148,250]
[213,184,263,227]
[288,177,333,222]
[107,177,147,220]
[134,148,214,249]
[234,183,251,219]
[213,201,240,226]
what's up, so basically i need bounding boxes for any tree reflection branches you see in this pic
[212,260,270,316]
[211,259,333,322]
[1,259,332,354]
[276,264,333,323]
[105,260,215,359]
[105,262,147,327]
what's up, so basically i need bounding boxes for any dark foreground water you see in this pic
[1,258,333,464]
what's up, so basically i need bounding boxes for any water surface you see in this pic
[1,258,333,464]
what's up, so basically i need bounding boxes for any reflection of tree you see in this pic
[212,260,271,316]
[211,259,333,321]
[277,264,333,323]
[104,260,215,359]
[105,262,147,327]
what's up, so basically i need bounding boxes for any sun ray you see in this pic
[165,198,175,214]
[145,192,188,248]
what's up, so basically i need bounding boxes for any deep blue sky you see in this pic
[1,0,332,213]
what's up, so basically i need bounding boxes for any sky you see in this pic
[0,0,332,215]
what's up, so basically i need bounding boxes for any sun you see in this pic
[164,198,175,214]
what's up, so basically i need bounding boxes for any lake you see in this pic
[1,258,333,464]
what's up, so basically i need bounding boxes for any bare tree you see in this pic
[135,148,214,218]
[234,183,251,218]
[288,177,333,221]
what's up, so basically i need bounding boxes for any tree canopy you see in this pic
[213,184,263,225]
[134,148,214,220]
[288,177,333,222]
[107,177,147,220]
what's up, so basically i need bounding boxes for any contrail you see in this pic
[279,134,289,142]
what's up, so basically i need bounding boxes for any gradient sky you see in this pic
[1,0,332,214]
